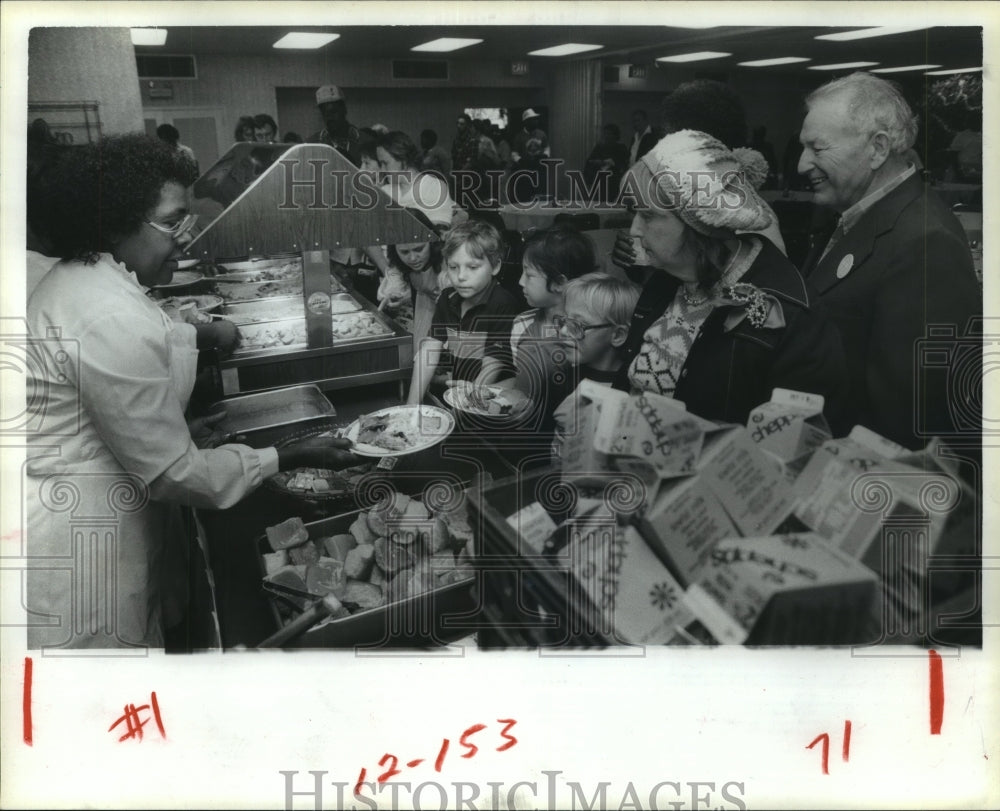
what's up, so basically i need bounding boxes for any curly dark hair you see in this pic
[522,224,597,291]
[40,133,199,263]
[661,79,748,149]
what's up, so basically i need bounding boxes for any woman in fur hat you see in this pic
[613,130,849,430]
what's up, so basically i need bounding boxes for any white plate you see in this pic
[343,405,454,457]
[443,382,526,417]
[156,270,205,288]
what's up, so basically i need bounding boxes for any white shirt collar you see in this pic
[840,163,917,234]
[100,252,150,292]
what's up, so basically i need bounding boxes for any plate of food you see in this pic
[343,405,454,457]
[443,381,528,417]
[157,270,205,288]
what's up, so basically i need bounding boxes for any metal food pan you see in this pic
[222,297,305,325]
[215,256,303,274]
[214,279,304,303]
[254,509,476,648]
[232,317,308,354]
[214,384,335,437]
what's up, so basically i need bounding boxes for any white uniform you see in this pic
[25,255,278,649]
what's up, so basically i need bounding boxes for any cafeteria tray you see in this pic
[214,384,335,437]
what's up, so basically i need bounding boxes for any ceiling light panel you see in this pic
[808,61,880,71]
[656,51,732,63]
[814,26,929,41]
[871,64,941,73]
[130,28,168,46]
[272,32,339,49]
[738,57,811,67]
[924,67,983,75]
[527,43,604,57]
[411,38,483,52]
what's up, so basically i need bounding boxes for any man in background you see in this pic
[156,123,199,175]
[628,109,657,166]
[309,84,360,165]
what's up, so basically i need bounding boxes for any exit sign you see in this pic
[510,60,529,75]
[628,65,647,78]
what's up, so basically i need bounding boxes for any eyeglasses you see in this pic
[145,212,198,239]
[552,314,616,340]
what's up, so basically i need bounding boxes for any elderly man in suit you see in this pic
[798,72,980,450]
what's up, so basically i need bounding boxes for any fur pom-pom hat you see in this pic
[638,129,773,238]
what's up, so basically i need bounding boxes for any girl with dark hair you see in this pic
[383,210,448,346]
[25,133,358,649]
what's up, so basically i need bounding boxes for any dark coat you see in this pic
[800,173,982,449]
[614,237,850,430]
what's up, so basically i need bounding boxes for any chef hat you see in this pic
[638,129,772,238]
[315,85,345,105]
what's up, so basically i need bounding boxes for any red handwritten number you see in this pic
[376,753,401,783]
[434,738,450,772]
[806,733,830,775]
[496,718,518,751]
[150,692,166,738]
[108,691,166,742]
[807,720,851,774]
[23,657,33,746]
[354,768,367,796]
[929,649,944,735]
[459,723,487,758]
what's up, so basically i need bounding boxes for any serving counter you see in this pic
[194,382,518,649]
[169,142,439,396]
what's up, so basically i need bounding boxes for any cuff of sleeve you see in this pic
[258,446,280,480]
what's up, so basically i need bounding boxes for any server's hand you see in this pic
[277,436,359,470]
[188,410,233,449]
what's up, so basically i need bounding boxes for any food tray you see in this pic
[232,318,308,353]
[222,297,305,324]
[216,256,302,275]
[214,384,335,439]
[221,293,362,325]
[330,310,392,341]
[214,278,304,303]
[254,509,478,648]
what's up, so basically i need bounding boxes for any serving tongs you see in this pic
[256,594,344,648]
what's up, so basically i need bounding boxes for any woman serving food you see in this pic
[25,134,358,649]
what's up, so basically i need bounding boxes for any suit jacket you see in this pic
[800,173,982,449]
[631,128,659,165]
[614,237,850,429]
